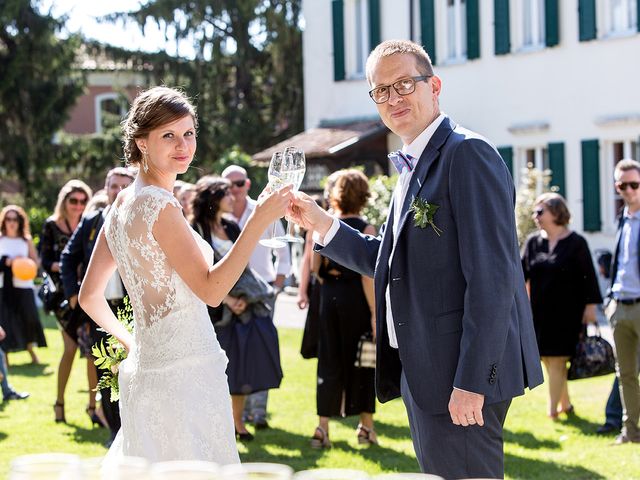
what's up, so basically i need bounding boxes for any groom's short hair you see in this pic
[366,40,434,85]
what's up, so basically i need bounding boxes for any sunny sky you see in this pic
[39,0,195,57]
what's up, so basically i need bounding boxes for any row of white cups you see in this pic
[9,454,448,480]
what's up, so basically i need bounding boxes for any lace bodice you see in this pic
[104,183,219,367]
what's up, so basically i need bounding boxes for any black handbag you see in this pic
[568,325,616,381]
[37,273,59,313]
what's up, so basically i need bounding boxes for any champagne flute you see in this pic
[275,146,306,243]
[258,151,287,249]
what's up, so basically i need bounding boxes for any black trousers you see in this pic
[401,371,511,479]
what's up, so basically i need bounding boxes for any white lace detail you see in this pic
[102,182,239,464]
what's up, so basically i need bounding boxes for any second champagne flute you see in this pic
[275,146,306,243]
[258,151,287,249]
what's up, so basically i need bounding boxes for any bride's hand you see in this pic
[255,184,293,224]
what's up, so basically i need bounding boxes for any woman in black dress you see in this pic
[40,180,100,424]
[522,193,602,420]
[191,176,282,441]
[0,205,46,364]
[310,169,377,448]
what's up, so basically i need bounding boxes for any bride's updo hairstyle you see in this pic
[122,86,198,167]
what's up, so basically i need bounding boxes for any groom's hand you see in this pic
[288,192,333,237]
[449,388,485,427]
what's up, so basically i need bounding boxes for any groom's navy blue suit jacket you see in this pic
[317,117,543,414]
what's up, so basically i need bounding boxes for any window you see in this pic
[515,146,548,192]
[522,0,545,48]
[95,93,126,134]
[445,0,467,61]
[344,0,369,78]
[603,0,638,36]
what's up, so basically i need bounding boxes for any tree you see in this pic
[104,0,304,179]
[0,0,86,203]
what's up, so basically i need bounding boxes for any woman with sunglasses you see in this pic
[522,193,602,421]
[40,180,101,425]
[0,205,46,367]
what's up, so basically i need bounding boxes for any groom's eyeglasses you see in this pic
[616,181,640,191]
[230,179,246,188]
[368,76,431,104]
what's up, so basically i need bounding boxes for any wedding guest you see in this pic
[0,205,46,364]
[40,179,95,423]
[0,326,29,401]
[191,176,283,441]
[522,193,602,420]
[605,159,640,444]
[310,169,378,448]
[177,182,196,219]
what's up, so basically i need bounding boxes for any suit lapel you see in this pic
[396,117,456,236]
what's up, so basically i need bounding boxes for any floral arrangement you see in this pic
[93,297,134,402]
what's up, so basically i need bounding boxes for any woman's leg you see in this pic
[232,395,249,433]
[56,330,77,404]
[27,342,39,364]
[357,412,378,444]
[542,356,570,418]
[86,359,98,409]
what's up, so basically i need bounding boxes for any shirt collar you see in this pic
[623,207,640,220]
[403,113,446,161]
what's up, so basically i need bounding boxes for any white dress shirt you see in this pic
[227,197,292,283]
[317,113,446,349]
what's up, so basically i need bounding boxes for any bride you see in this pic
[79,86,292,463]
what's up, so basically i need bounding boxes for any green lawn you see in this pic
[1,312,638,479]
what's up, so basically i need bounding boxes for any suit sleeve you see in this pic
[448,138,518,396]
[315,219,382,278]
[60,218,86,299]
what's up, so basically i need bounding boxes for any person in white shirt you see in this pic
[222,165,291,429]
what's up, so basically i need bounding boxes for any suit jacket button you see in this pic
[489,378,496,385]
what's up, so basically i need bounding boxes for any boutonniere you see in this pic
[410,197,443,236]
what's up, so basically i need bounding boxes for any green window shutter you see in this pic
[548,142,565,197]
[420,0,437,65]
[332,0,345,82]
[466,0,480,59]
[637,0,640,33]
[494,0,511,55]
[497,146,514,177]
[545,0,559,47]
[578,0,597,41]
[368,0,381,50]
[582,139,601,232]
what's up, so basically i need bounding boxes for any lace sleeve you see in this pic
[118,186,183,328]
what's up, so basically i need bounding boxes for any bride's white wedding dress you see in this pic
[103,182,239,464]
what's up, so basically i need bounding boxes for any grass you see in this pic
[1,311,638,479]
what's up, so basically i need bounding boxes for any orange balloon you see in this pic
[11,257,38,281]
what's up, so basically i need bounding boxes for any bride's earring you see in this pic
[141,150,149,173]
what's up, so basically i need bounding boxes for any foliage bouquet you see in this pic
[92,297,134,402]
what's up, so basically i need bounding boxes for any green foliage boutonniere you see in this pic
[410,197,443,236]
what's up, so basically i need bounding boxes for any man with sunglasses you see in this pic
[606,159,640,444]
[221,165,292,429]
[288,39,543,478]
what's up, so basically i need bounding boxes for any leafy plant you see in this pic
[93,297,134,402]
[515,164,553,246]
[362,174,396,230]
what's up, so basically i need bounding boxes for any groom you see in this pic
[289,40,543,479]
